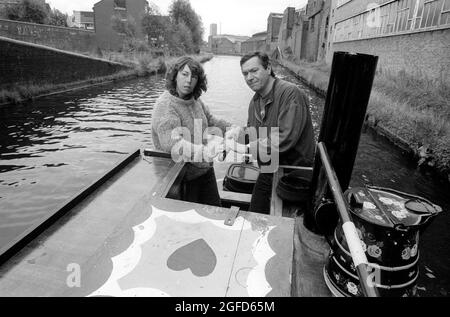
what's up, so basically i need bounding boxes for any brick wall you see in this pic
[94,0,123,50]
[211,38,236,55]
[329,28,450,84]
[0,37,128,90]
[305,12,322,61]
[0,19,98,53]
[93,0,148,51]
[318,0,332,61]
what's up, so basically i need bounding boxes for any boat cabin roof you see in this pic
[0,152,298,297]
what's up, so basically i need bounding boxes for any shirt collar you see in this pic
[252,78,277,104]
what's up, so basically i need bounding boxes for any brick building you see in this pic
[303,0,331,62]
[267,13,284,51]
[69,11,95,30]
[241,31,267,54]
[93,0,148,50]
[328,0,450,83]
[210,23,217,37]
[209,34,250,55]
[277,7,296,55]
[271,1,331,62]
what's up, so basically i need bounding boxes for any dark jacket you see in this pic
[247,78,315,167]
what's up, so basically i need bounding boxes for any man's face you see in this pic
[241,56,271,94]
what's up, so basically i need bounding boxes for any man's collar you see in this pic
[252,77,277,103]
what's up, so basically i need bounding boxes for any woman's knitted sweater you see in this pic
[152,91,231,180]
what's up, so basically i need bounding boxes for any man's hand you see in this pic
[225,125,241,141]
[204,135,226,162]
[225,138,248,154]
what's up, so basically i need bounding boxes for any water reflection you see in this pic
[0,76,165,247]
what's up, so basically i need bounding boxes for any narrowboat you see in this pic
[0,52,443,297]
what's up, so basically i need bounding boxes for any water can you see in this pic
[223,163,259,194]
[323,186,443,297]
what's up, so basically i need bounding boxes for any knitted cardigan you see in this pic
[152,90,231,180]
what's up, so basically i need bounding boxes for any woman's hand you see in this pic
[204,135,226,162]
[225,125,242,141]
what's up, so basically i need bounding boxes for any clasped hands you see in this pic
[204,125,248,161]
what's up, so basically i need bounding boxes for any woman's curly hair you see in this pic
[165,56,208,100]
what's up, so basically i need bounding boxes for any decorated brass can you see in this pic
[324,186,443,297]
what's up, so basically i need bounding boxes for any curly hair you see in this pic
[165,56,208,100]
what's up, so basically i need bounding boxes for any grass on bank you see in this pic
[279,56,450,181]
[369,70,450,176]
[0,51,213,106]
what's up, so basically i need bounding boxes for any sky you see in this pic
[46,0,307,40]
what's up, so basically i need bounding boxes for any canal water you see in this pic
[0,55,448,296]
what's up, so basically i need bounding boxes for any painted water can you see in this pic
[324,186,443,297]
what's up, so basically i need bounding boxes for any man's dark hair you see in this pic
[166,56,207,100]
[240,51,276,77]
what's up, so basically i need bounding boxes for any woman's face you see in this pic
[176,64,198,99]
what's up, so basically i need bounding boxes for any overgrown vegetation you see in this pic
[0,0,68,27]
[369,70,450,178]
[278,58,330,96]
[111,0,204,56]
[278,56,450,183]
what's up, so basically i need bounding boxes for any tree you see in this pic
[111,14,137,38]
[147,2,161,15]
[48,9,68,27]
[141,14,170,48]
[0,3,21,20]
[168,22,194,54]
[168,0,203,52]
[0,0,49,24]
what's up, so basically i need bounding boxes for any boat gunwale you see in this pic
[0,149,141,267]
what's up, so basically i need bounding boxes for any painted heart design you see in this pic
[167,239,217,277]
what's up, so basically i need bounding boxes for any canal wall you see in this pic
[274,57,450,184]
[0,18,98,53]
[329,27,450,86]
[0,36,129,91]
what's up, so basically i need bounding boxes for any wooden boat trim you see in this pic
[270,168,284,217]
[219,190,252,204]
[152,161,186,198]
[279,165,313,171]
[0,149,141,266]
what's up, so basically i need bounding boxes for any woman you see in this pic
[152,56,233,207]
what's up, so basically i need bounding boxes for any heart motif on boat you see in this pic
[167,239,217,277]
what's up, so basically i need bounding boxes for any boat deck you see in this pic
[0,152,331,297]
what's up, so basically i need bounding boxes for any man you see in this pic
[225,51,315,214]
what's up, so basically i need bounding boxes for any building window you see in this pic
[114,0,126,9]
[334,0,450,42]
[311,16,315,32]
